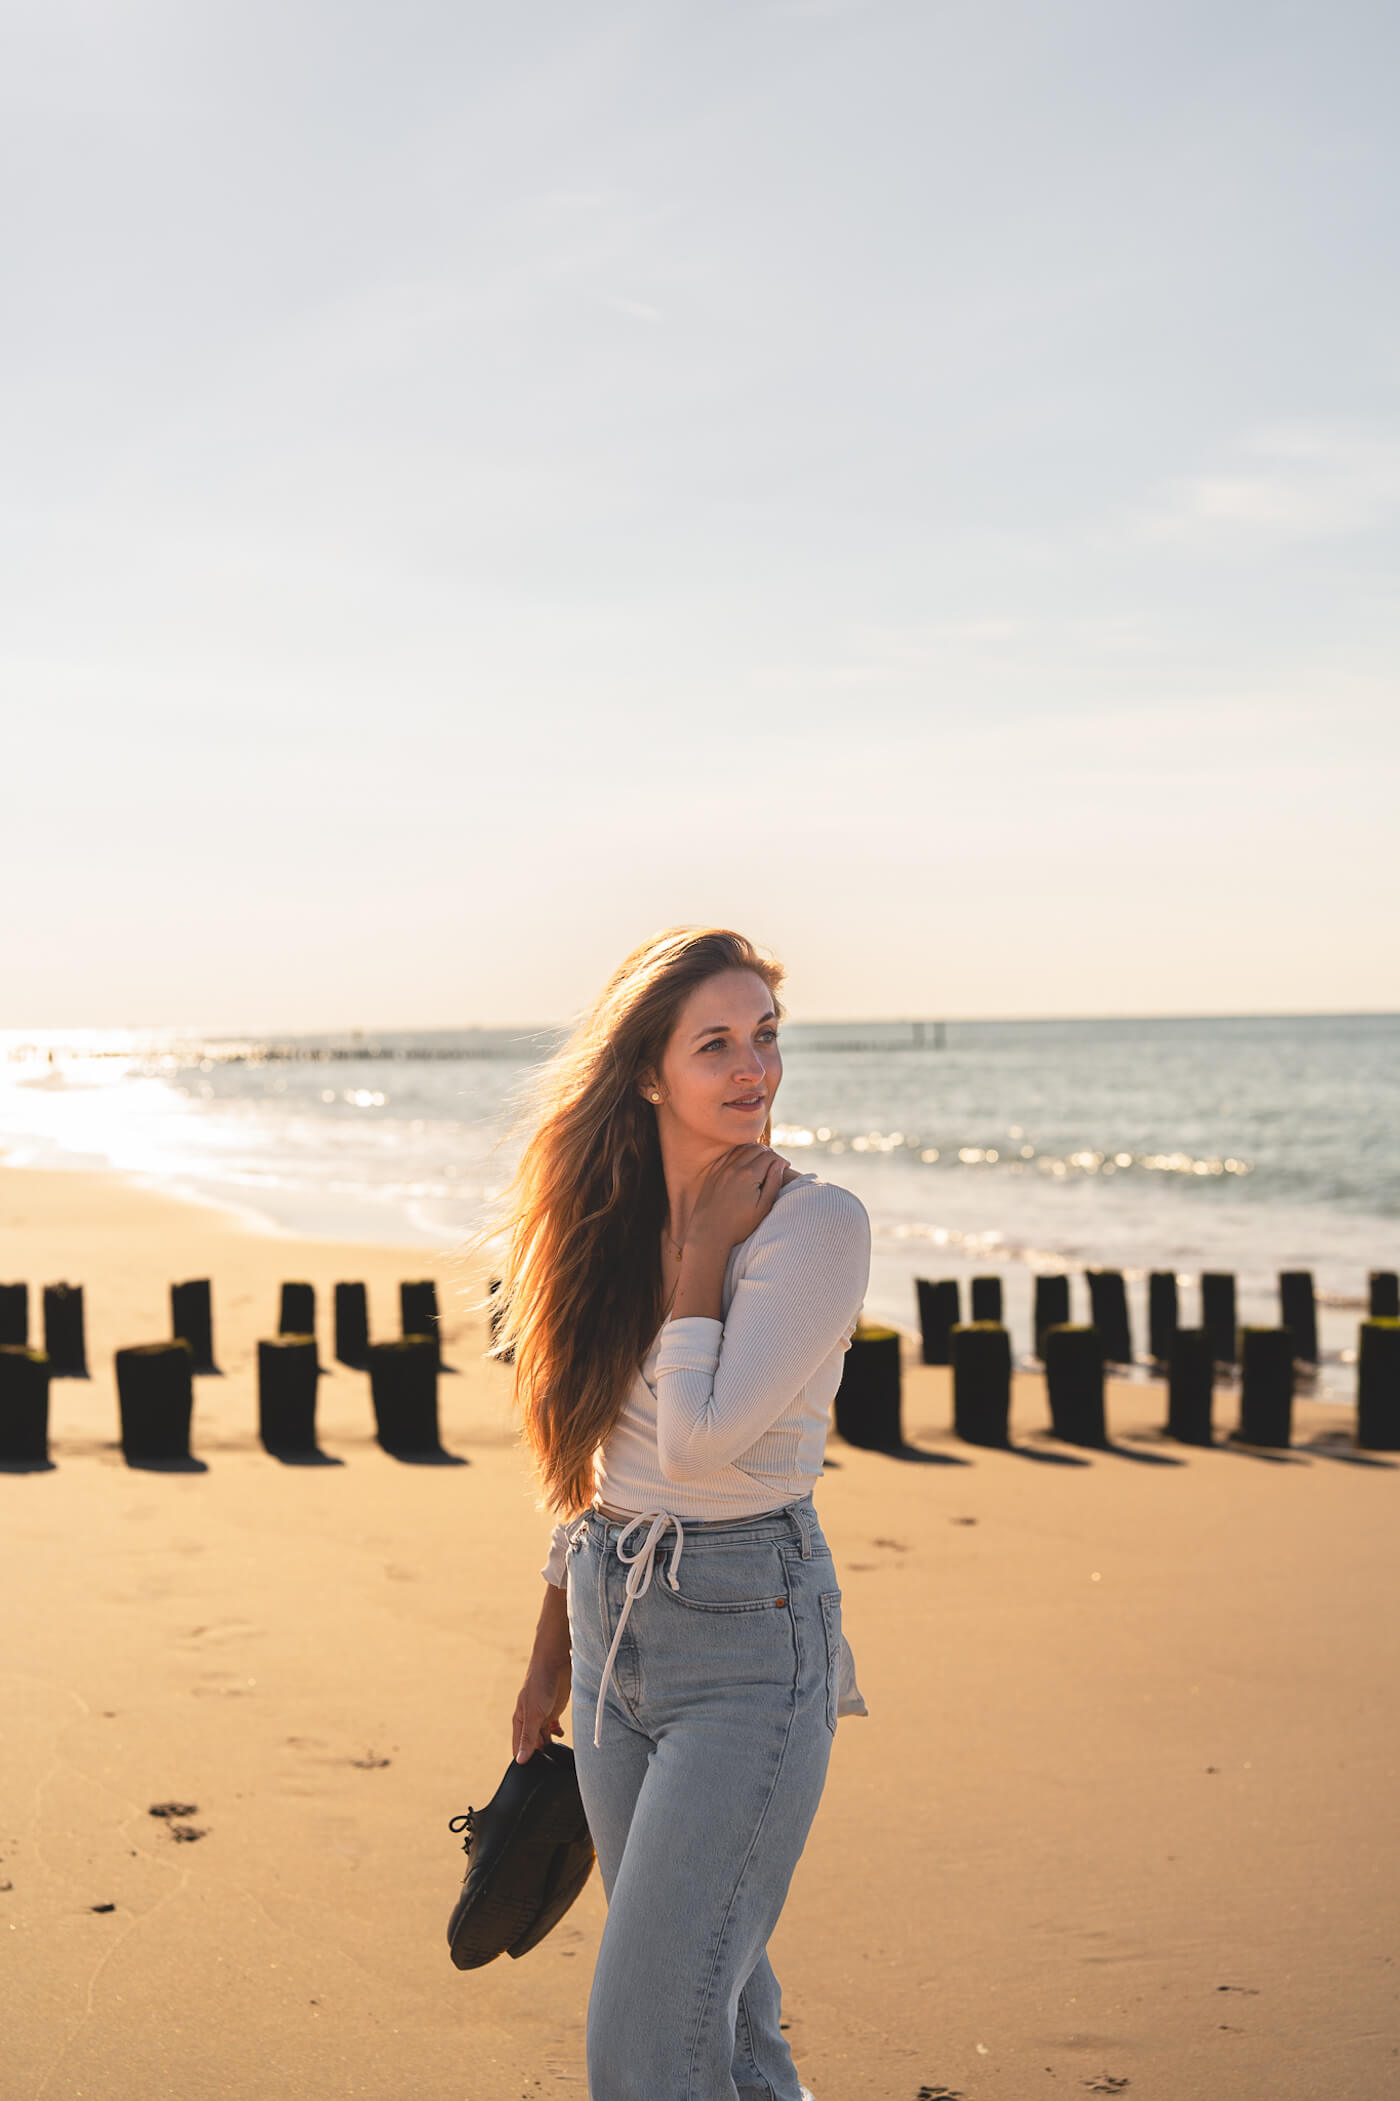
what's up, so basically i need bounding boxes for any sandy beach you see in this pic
[2,1160,1396,2101]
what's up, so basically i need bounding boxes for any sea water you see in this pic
[1,1014,1395,1402]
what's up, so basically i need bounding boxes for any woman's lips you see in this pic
[725,1096,766,1110]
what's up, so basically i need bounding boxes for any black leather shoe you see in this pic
[446,1740,595,1970]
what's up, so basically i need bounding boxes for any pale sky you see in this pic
[4,0,1397,1030]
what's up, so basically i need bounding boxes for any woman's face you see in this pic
[648,968,782,1149]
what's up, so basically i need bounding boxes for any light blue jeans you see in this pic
[565,1492,841,2101]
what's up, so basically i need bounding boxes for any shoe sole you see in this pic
[448,1775,593,1970]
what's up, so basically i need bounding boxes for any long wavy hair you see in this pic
[489,927,785,1518]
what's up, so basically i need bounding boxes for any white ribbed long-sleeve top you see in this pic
[539,1172,871,1586]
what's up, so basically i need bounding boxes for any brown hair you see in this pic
[488,926,785,1517]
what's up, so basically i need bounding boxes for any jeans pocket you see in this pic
[819,1592,842,1735]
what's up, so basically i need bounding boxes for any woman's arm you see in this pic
[654,1181,871,1482]
[513,1580,572,1763]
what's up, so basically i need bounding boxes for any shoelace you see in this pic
[448,1808,477,1855]
[593,1509,686,1748]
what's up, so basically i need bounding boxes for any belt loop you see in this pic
[790,1500,812,1559]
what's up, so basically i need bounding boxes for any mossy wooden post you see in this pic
[400,1279,443,1365]
[1201,1273,1238,1364]
[1278,1272,1318,1365]
[115,1340,195,1462]
[488,1278,515,1365]
[367,1337,441,1455]
[1236,1327,1294,1447]
[280,1282,316,1339]
[334,1282,370,1368]
[1369,1271,1399,1320]
[834,1325,903,1452]
[171,1279,218,1375]
[0,1283,27,1348]
[1356,1319,1400,1450]
[257,1336,320,1454]
[0,1345,51,1463]
[1148,1272,1179,1365]
[914,1278,960,1365]
[1043,1324,1107,1446]
[1166,1328,1214,1445]
[950,1322,1011,1446]
[42,1283,88,1377]
[1033,1274,1070,1359]
[970,1275,1003,1324]
[1086,1271,1132,1364]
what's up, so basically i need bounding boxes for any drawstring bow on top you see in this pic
[591,1510,686,1747]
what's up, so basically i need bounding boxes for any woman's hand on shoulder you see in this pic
[687,1144,791,1253]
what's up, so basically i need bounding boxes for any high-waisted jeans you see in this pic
[565,1491,841,2101]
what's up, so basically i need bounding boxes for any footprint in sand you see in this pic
[149,1802,208,1840]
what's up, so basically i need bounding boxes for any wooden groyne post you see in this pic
[1043,1324,1107,1447]
[1033,1274,1070,1359]
[1369,1272,1399,1319]
[257,1336,321,1454]
[1236,1328,1294,1447]
[1201,1273,1238,1364]
[171,1279,219,1375]
[970,1275,1003,1324]
[834,1326,904,1452]
[42,1283,88,1377]
[1148,1271,1179,1365]
[951,1322,1011,1446]
[400,1279,445,1367]
[280,1282,316,1339]
[1165,1329,1214,1444]
[115,1340,195,1462]
[1086,1271,1132,1365]
[367,1337,441,1455]
[334,1282,370,1368]
[1278,1272,1318,1365]
[0,1345,51,1463]
[0,1284,27,1348]
[914,1279,959,1365]
[1356,1319,1399,1450]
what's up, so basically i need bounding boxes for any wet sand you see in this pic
[1,1162,1396,2101]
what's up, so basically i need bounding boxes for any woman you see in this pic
[493,926,871,2101]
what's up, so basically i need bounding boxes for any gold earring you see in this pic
[651,1091,662,1103]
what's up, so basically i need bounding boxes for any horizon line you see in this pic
[3,1005,1398,1042]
